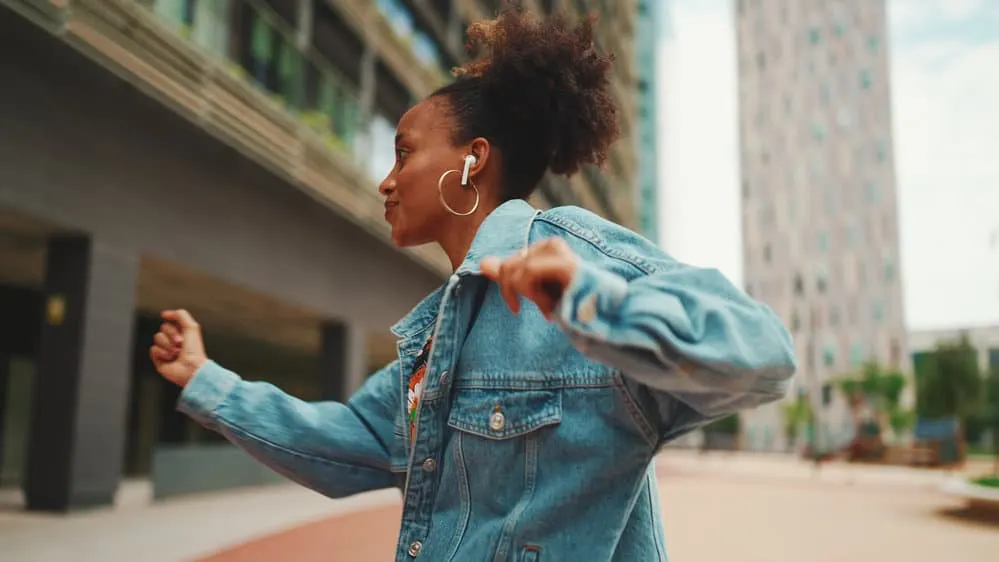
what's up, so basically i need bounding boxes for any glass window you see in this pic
[867,36,880,51]
[818,232,829,252]
[816,270,828,293]
[191,0,230,56]
[154,0,194,27]
[794,274,804,296]
[763,243,773,263]
[988,347,999,373]
[412,31,441,68]
[872,301,884,322]
[823,346,836,368]
[812,123,827,141]
[860,70,873,89]
[756,52,766,71]
[809,28,821,45]
[876,142,888,163]
[851,343,864,366]
[884,258,895,282]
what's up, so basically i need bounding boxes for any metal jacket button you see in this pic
[489,405,506,432]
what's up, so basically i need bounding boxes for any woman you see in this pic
[151,6,796,561]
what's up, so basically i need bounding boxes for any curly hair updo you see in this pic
[430,1,620,201]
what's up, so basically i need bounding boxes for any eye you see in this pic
[395,148,408,164]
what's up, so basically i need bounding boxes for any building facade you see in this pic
[0,0,641,511]
[634,0,665,242]
[736,0,907,452]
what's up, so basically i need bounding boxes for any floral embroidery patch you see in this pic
[407,337,434,441]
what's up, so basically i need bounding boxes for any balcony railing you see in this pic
[1,0,451,274]
[144,0,366,157]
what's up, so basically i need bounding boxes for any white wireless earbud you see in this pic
[461,154,477,187]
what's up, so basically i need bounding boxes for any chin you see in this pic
[390,227,433,248]
[389,228,415,248]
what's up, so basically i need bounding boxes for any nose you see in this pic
[378,175,396,197]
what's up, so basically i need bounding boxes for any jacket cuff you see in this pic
[557,259,629,340]
[176,360,240,427]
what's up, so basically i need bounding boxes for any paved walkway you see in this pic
[197,453,998,562]
[0,484,399,562]
[2,452,995,561]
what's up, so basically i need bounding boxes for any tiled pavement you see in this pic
[2,452,996,562]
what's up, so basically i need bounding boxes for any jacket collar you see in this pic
[390,199,540,339]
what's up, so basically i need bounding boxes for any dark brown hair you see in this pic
[430,2,620,200]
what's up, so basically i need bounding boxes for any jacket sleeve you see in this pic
[556,258,797,421]
[176,359,402,499]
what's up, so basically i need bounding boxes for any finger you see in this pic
[480,257,501,280]
[152,338,179,361]
[153,331,175,350]
[149,345,175,366]
[498,258,523,315]
[520,257,566,317]
[162,309,199,333]
[160,322,183,344]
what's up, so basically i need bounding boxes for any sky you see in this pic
[657,0,999,331]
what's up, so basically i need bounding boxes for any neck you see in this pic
[437,202,499,271]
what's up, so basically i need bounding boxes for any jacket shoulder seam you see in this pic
[535,213,656,275]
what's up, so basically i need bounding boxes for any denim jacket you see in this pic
[178,199,796,561]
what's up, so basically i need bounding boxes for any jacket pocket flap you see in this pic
[447,389,562,440]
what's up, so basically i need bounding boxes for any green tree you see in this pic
[705,414,740,435]
[968,369,999,474]
[915,333,983,420]
[835,361,914,438]
[781,394,813,445]
[914,333,984,463]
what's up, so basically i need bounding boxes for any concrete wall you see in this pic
[0,15,442,333]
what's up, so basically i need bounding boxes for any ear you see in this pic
[467,137,491,180]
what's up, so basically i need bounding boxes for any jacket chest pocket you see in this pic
[447,387,562,441]
[442,386,562,558]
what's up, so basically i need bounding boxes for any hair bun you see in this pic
[455,4,620,178]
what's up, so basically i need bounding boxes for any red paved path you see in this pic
[193,462,998,562]
[196,504,402,562]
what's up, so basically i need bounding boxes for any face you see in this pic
[379,99,480,247]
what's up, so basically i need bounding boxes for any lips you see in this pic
[384,201,399,220]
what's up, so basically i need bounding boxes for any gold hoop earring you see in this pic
[437,169,480,217]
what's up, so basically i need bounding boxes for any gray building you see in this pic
[0,0,640,511]
[735,0,907,452]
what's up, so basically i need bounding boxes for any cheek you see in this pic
[397,169,439,217]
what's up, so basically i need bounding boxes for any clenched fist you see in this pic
[480,237,579,320]
[150,309,208,388]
